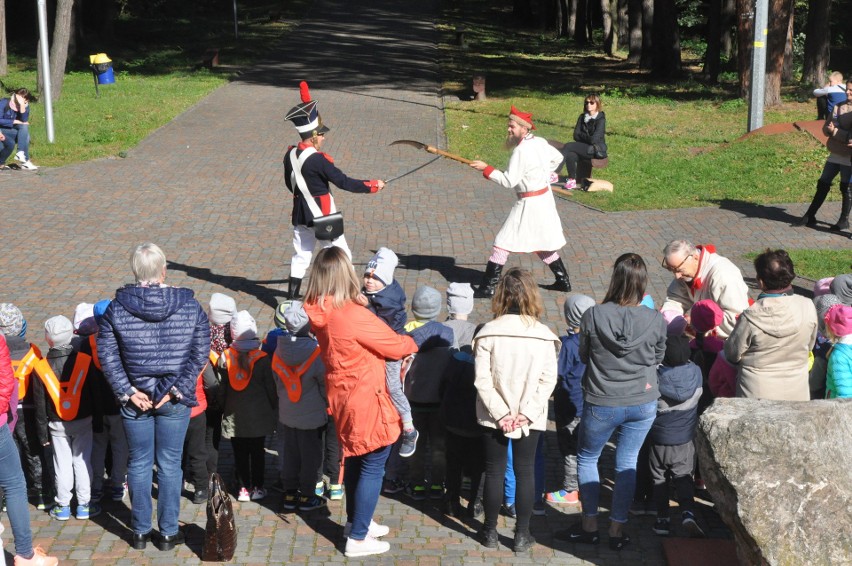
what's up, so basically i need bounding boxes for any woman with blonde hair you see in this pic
[473,267,560,553]
[302,247,443,558]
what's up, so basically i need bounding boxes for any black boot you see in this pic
[474,261,503,298]
[795,181,831,227]
[830,183,851,231]
[513,529,536,553]
[546,258,572,292]
[286,276,302,300]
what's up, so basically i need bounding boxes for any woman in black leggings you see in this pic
[559,94,607,186]
[472,268,560,553]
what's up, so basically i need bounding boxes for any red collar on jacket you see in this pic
[689,244,716,291]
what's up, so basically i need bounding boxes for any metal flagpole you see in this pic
[37,0,55,142]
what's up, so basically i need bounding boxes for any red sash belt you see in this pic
[517,187,549,199]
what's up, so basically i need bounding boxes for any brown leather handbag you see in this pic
[202,473,237,561]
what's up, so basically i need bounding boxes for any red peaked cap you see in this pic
[509,105,535,130]
[300,81,311,103]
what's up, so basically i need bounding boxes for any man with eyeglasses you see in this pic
[660,240,750,339]
[0,87,38,171]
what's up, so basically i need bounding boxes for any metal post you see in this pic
[747,0,769,132]
[36,0,55,143]
[233,0,239,39]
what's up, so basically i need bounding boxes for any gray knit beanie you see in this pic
[284,301,311,336]
[209,293,237,325]
[563,294,595,329]
[412,286,442,321]
[44,315,74,347]
[0,303,24,337]
[829,274,852,306]
[446,283,474,316]
[815,293,842,335]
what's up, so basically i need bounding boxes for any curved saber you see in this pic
[390,140,474,165]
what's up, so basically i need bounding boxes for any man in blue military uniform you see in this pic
[283,81,385,300]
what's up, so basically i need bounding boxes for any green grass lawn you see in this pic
[745,250,852,281]
[439,1,830,212]
[4,0,304,167]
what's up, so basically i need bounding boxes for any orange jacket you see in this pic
[304,299,417,457]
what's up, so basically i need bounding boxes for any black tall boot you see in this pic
[795,181,831,227]
[286,276,302,300]
[474,261,503,299]
[830,183,851,231]
[546,257,572,292]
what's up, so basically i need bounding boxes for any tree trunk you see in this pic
[703,0,721,82]
[627,0,642,64]
[0,0,7,76]
[602,0,616,54]
[575,0,588,45]
[736,0,752,97]
[38,0,75,101]
[617,0,628,50]
[639,0,653,68]
[567,0,578,38]
[721,0,736,58]
[802,0,831,87]
[781,6,793,82]
[764,0,792,106]
[650,0,681,78]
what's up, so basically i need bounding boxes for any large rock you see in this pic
[696,398,852,566]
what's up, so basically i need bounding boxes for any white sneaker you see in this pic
[343,520,390,538]
[19,160,38,171]
[14,151,26,162]
[250,487,267,501]
[344,535,390,558]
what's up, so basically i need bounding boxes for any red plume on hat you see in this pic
[509,105,535,130]
[299,81,311,103]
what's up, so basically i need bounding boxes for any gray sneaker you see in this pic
[399,428,419,458]
[682,511,705,538]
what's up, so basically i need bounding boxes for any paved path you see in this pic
[0,0,850,563]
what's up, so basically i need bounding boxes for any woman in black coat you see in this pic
[559,94,607,184]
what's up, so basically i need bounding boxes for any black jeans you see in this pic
[324,415,341,484]
[444,429,484,502]
[409,408,445,487]
[559,141,593,179]
[13,407,53,497]
[231,436,266,489]
[182,412,208,489]
[482,427,541,532]
[204,408,222,475]
[280,425,325,495]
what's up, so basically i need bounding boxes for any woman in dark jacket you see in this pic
[98,243,210,552]
[556,253,665,551]
[558,94,607,186]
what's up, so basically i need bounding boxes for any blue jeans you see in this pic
[503,434,545,505]
[0,124,31,163]
[577,400,656,523]
[0,423,34,557]
[343,444,392,540]
[121,401,190,536]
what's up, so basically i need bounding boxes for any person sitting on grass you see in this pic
[0,86,38,171]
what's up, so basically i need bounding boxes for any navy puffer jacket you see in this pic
[98,285,210,407]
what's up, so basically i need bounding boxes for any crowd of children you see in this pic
[1,256,851,561]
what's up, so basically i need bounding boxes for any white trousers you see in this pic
[49,416,93,506]
[91,413,128,491]
[290,224,352,279]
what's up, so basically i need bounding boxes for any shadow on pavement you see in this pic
[167,261,287,309]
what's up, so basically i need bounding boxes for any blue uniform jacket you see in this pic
[365,280,407,334]
[98,285,210,407]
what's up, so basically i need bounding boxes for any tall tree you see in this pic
[639,0,653,68]
[0,0,7,76]
[601,0,616,54]
[764,0,793,106]
[617,0,628,49]
[575,0,589,45]
[703,0,722,82]
[650,0,681,78]
[721,0,736,58]
[802,0,832,87]
[37,0,75,101]
[627,0,642,64]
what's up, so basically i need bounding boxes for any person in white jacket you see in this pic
[473,267,560,554]
[660,240,750,339]
[470,106,571,297]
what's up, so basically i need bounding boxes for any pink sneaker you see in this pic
[564,178,577,190]
[237,487,251,502]
[14,547,59,566]
[548,172,559,185]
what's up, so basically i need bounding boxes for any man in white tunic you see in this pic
[469,106,570,298]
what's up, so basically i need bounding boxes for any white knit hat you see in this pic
[365,247,398,286]
[230,310,257,342]
[209,293,237,325]
[44,315,74,347]
[73,303,98,336]
[446,283,474,316]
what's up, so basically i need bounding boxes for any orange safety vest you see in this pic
[88,335,102,370]
[223,348,266,391]
[33,353,92,421]
[11,344,42,401]
[271,347,320,403]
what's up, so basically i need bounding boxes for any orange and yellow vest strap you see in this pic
[223,348,266,391]
[271,347,320,403]
[88,335,102,370]
[33,352,92,421]
[11,344,42,401]
[196,350,221,381]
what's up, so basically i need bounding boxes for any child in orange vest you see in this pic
[216,311,277,502]
[34,315,101,521]
[273,301,329,512]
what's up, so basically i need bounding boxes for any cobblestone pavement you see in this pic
[1,0,850,563]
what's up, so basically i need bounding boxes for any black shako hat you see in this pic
[285,81,330,140]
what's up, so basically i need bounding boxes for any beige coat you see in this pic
[473,314,560,435]
[724,294,817,401]
[824,100,852,159]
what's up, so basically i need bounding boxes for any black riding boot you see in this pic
[546,258,572,292]
[474,261,503,299]
[830,183,851,231]
[795,181,831,226]
[286,276,302,300]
